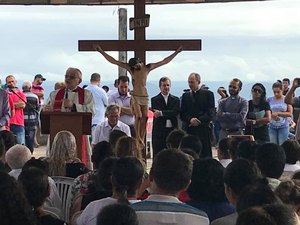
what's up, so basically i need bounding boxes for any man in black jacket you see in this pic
[180,73,215,158]
[151,77,180,156]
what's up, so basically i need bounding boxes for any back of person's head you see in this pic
[92,141,114,169]
[96,157,119,193]
[275,179,300,208]
[224,158,262,196]
[237,140,258,161]
[115,136,139,159]
[150,149,193,194]
[236,181,282,213]
[6,144,32,169]
[0,171,36,225]
[97,203,138,225]
[281,140,300,164]
[0,130,16,151]
[229,137,244,160]
[292,170,300,180]
[90,73,101,82]
[236,205,286,225]
[166,129,186,149]
[218,137,231,159]
[256,143,286,179]
[181,148,200,160]
[22,158,49,175]
[112,157,144,203]
[179,134,202,156]
[18,167,49,209]
[187,158,226,202]
[109,130,127,151]
[48,130,77,176]
[50,130,76,161]
[263,204,298,225]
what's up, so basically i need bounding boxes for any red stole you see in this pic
[53,87,87,164]
[53,87,85,111]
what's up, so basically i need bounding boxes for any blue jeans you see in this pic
[269,126,289,145]
[10,124,25,145]
[25,127,35,153]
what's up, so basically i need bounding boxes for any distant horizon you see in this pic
[12,79,300,107]
[1,0,299,82]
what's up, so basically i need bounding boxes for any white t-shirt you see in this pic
[77,197,139,225]
[86,84,108,125]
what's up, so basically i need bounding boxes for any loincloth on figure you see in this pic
[130,92,149,118]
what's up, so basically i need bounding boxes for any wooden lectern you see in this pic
[40,111,92,160]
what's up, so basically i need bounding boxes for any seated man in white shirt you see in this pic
[92,104,131,147]
[131,149,209,225]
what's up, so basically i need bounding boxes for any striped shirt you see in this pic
[132,195,209,225]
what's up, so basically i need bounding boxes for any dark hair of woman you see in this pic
[251,83,267,105]
[96,203,138,225]
[112,157,144,204]
[0,171,37,225]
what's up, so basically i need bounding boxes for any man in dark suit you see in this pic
[180,73,215,158]
[151,77,180,156]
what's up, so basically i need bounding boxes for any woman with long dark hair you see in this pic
[0,171,37,225]
[245,83,271,143]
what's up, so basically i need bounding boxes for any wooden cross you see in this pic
[78,0,201,64]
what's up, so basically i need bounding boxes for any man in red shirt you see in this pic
[5,75,26,144]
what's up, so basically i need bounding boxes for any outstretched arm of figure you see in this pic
[94,45,131,71]
[148,46,183,72]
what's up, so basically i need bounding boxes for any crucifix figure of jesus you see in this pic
[95,45,182,151]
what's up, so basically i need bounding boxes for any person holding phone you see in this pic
[285,78,300,141]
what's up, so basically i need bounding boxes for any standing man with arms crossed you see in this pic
[216,78,248,141]
[6,75,27,144]
[151,76,180,156]
[108,75,135,137]
[180,73,215,158]
[95,45,182,152]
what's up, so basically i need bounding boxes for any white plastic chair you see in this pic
[52,176,74,223]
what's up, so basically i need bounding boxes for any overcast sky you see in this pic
[0,0,299,84]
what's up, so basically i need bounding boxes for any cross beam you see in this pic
[78,0,201,64]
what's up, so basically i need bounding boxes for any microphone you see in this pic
[7,84,15,89]
[65,88,69,99]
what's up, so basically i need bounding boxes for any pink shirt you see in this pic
[7,89,26,126]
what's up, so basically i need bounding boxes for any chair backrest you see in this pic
[52,176,74,223]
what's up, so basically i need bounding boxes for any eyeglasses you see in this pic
[65,75,79,80]
[252,88,263,94]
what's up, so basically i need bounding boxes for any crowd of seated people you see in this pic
[3,76,300,225]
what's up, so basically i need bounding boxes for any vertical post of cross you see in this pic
[134,0,146,63]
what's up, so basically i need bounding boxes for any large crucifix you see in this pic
[78,0,201,62]
[78,0,201,155]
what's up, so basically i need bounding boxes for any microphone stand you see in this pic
[9,87,39,114]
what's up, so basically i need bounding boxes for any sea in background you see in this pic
[16,80,300,106]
